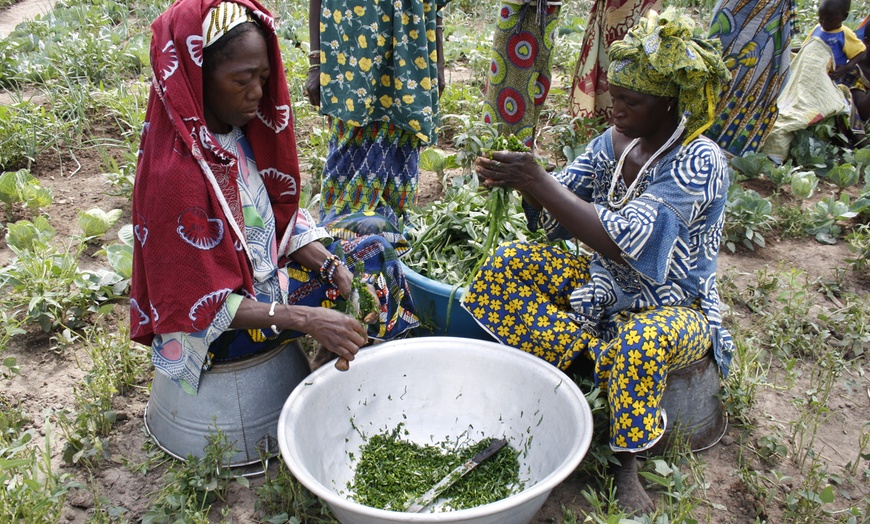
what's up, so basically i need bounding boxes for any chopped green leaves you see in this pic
[348,426,523,512]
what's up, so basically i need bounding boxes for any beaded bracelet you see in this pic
[319,254,340,282]
[308,50,320,58]
[326,260,342,288]
[308,64,321,72]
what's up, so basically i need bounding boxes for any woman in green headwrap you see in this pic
[461,8,732,514]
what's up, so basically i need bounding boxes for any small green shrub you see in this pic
[724,184,774,252]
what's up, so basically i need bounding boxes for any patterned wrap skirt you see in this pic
[320,118,423,228]
[460,241,712,452]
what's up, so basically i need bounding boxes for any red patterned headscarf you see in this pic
[130,0,300,345]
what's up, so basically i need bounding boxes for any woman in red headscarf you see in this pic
[131,0,418,396]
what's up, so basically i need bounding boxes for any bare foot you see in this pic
[613,452,655,515]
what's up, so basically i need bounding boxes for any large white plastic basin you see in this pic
[277,337,593,524]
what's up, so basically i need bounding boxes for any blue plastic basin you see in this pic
[400,262,496,341]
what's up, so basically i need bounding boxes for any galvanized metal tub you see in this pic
[145,341,311,468]
[647,352,727,455]
[278,337,593,524]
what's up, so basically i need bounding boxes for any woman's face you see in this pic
[609,84,673,139]
[203,28,270,134]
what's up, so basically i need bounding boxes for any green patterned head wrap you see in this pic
[607,7,731,143]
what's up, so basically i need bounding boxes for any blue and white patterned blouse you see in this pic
[526,128,734,376]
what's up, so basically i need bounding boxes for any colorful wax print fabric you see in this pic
[569,0,661,122]
[319,119,422,227]
[483,1,561,148]
[152,129,419,393]
[705,0,795,156]
[317,0,450,143]
[131,0,300,350]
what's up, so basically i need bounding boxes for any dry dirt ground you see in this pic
[1,2,869,524]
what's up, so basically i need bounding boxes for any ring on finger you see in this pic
[493,160,501,167]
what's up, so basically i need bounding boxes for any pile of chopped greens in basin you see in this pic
[348,425,523,512]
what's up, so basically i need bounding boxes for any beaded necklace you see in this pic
[607,118,686,210]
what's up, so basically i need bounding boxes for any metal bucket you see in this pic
[144,341,311,469]
[647,352,727,456]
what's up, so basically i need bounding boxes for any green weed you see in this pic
[255,462,339,523]
[0,101,62,172]
[0,406,82,521]
[845,224,870,271]
[142,424,250,524]
[0,169,53,221]
[57,323,150,467]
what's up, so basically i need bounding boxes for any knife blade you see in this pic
[404,438,508,513]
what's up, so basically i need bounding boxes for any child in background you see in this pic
[802,0,865,83]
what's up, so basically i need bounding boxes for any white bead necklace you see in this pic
[607,117,686,210]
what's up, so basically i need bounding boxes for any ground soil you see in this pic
[1,1,869,523]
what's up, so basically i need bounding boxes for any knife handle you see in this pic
[471,438,507,464]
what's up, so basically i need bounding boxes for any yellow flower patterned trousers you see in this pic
[461,242,711,452]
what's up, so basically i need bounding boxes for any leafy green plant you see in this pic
[0,101,61,171]
[77,207,122,240]
[419,147,460,182]
[445,117,499,172]
[720,329,770,428]
[468,134,532,286]
[95,223,135,296]
[57,323,149,467]
[541,113,607,165]
[774,199,814,238]
[0,216,111,331]
[817,290,870,359]
[0,169,53,219]
[723,184,774,252]
[790,352,842,470]
[825,163,861,194]
[638,459,702,521]
[143,424,250,524]
[255,461,336,523]
[757,433,789,464]
[404,180,548,285]
[766,162,800,189]
[0,408,82,521]
[804,193,858,244]
[730,152,775,181]
[845,223,870,271]
[787,116,851,174]
[0,0,149,87]
[438,82,486,137]
[789,170,819,199]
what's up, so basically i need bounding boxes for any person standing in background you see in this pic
[306,0,450,228]
[569,0,661,124]
[705,0,796,156]
[483,0,562,149]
